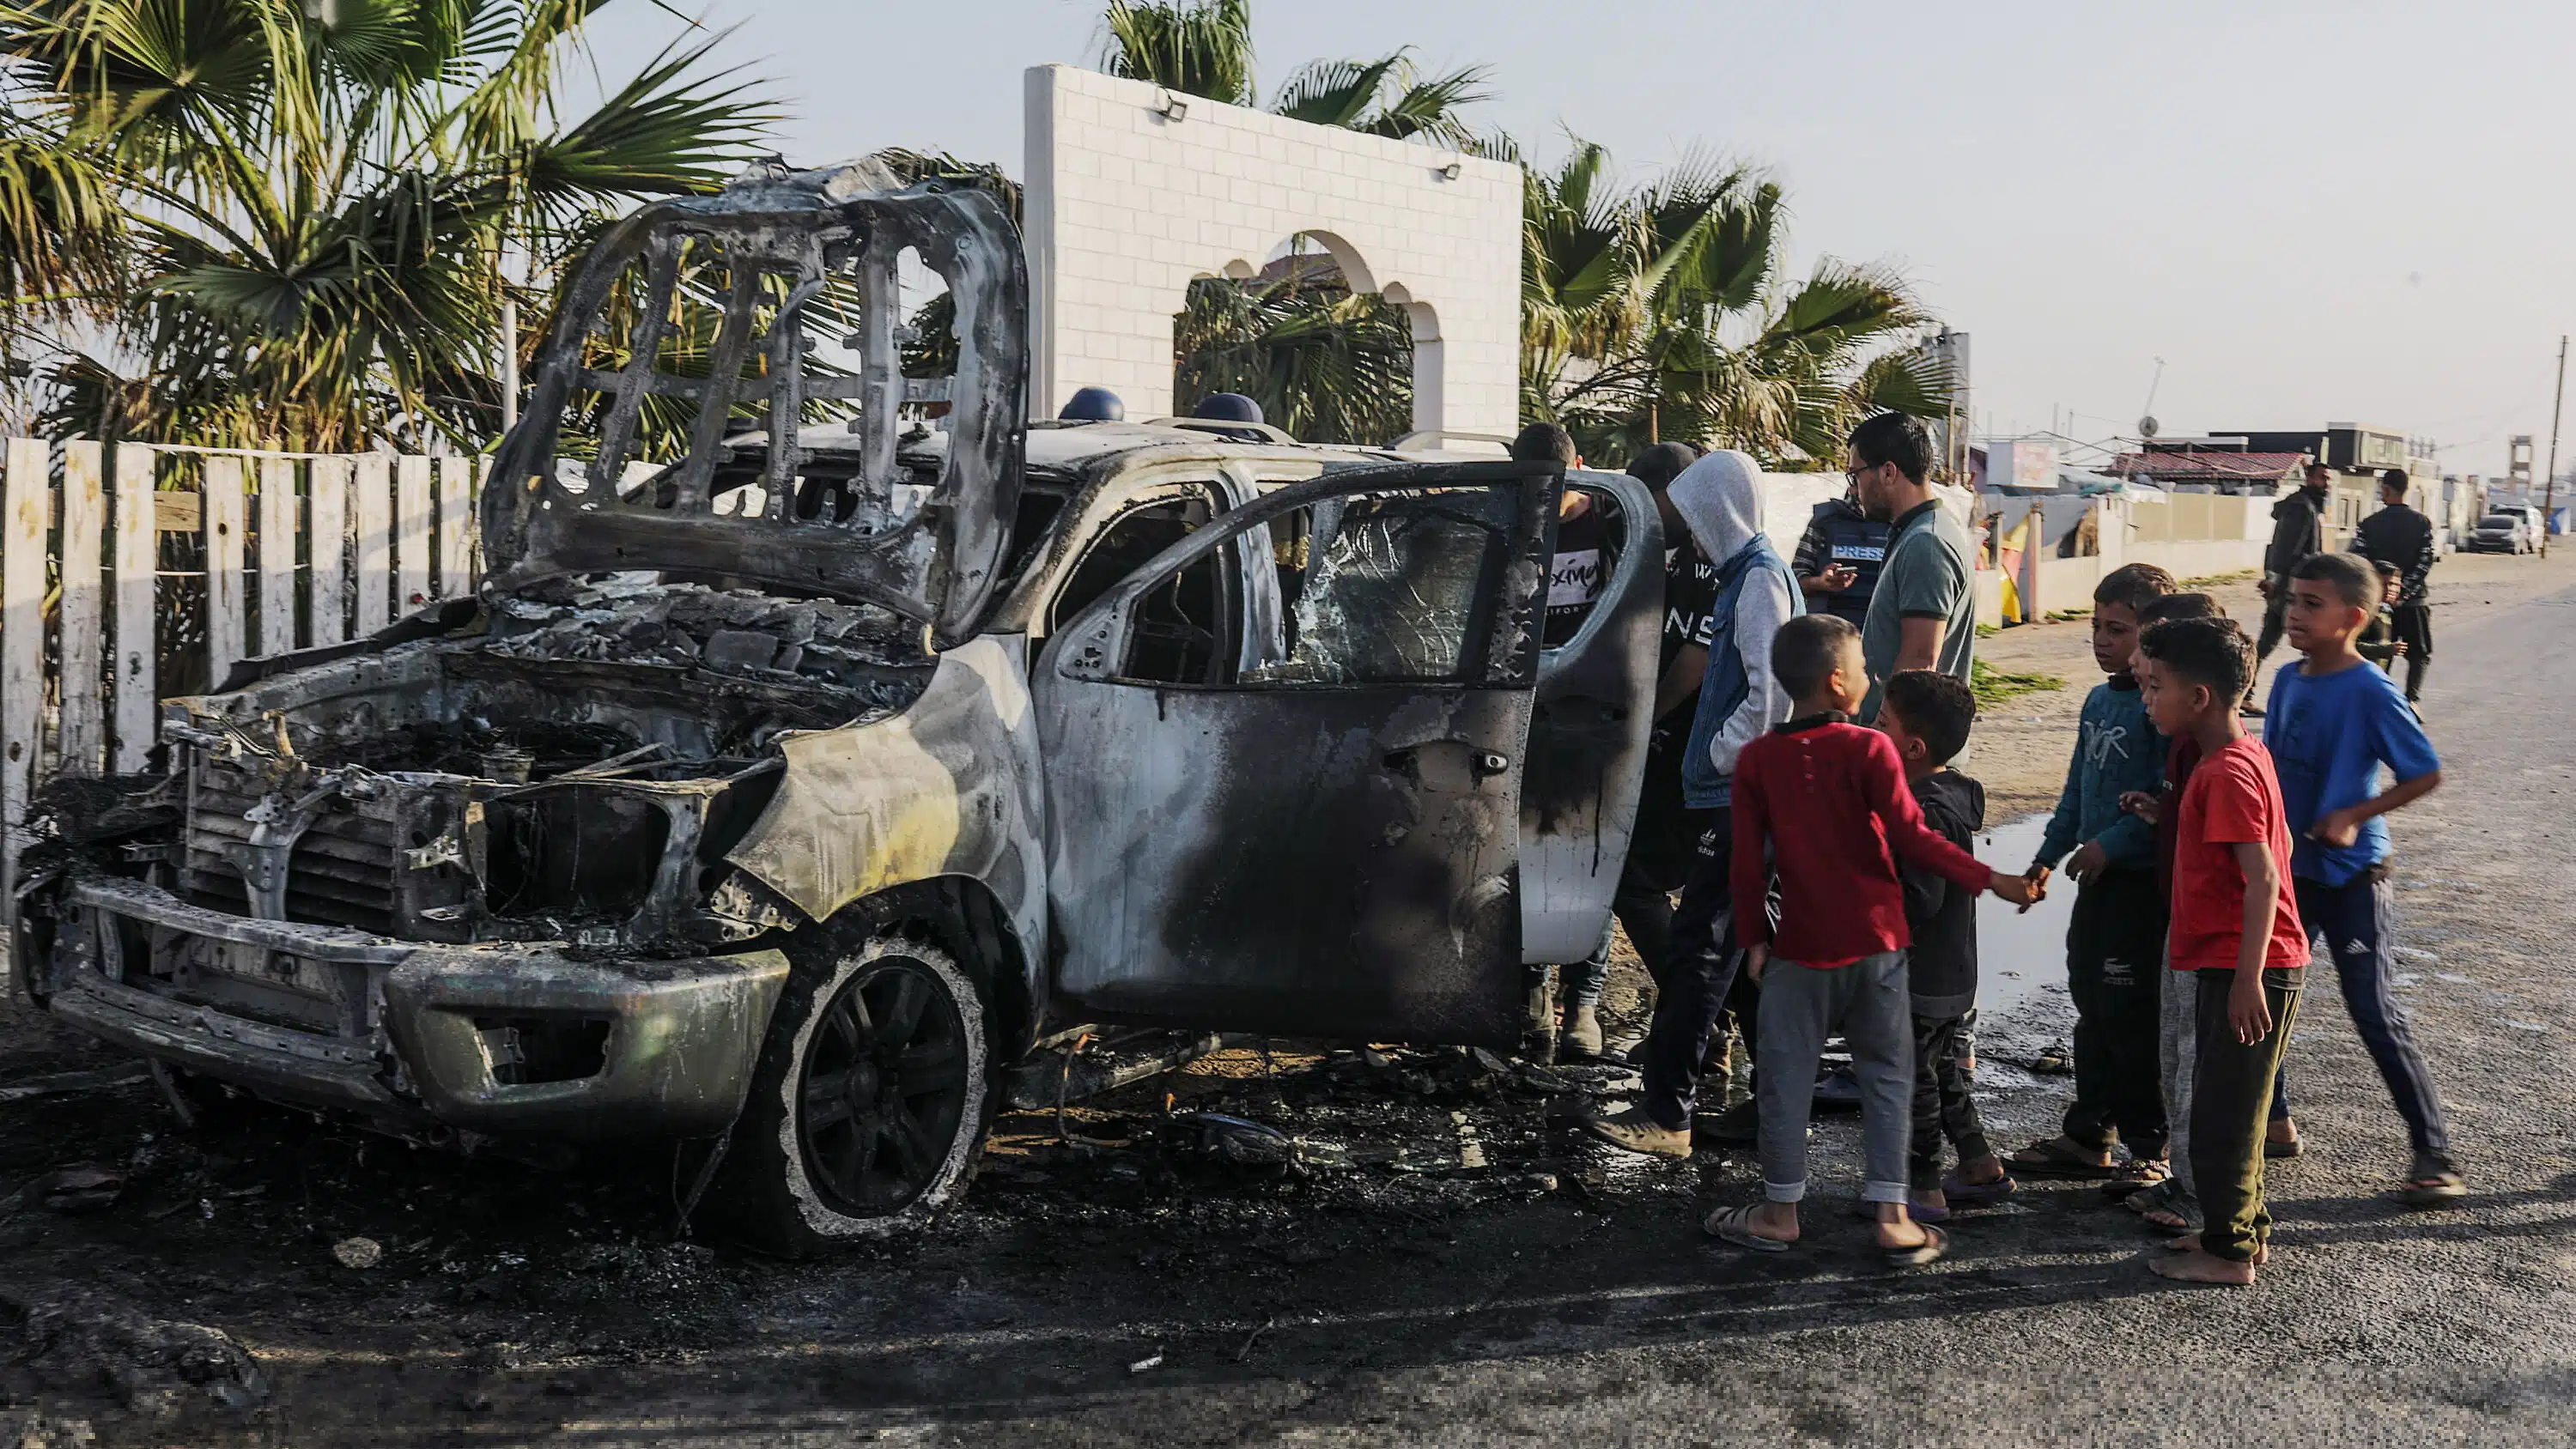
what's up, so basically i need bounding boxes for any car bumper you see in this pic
[40,876,789,1138]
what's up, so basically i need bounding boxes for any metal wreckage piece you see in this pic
[17,162,1041,1143]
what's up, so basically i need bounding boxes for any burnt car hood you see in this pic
[482,162,1027,649]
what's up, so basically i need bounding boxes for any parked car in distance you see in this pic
[2464,512,2537,554]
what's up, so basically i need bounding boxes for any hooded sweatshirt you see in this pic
[1670,451,1801,809]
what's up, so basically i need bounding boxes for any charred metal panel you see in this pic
[723,635,1047,1001]
[1520,470,1663,963]
[44,876,788,1136]
[380,948,787,1137]
[1037,683,1530,1045]
[485,167,1027,647]
[1030,463,1556,1048]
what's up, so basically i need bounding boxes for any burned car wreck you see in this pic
[16,163,1663,1252]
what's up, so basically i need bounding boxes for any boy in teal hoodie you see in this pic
[2008,564,2178,1179]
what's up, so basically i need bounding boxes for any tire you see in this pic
[710,925,993,1254]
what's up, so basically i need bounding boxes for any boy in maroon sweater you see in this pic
[1704,615,2041,1265]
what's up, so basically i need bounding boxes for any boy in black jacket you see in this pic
[1878,670,2016,1221]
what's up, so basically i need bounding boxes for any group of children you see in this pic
[1700,555,2458,1285]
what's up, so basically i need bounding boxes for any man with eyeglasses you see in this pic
[1849,412,1976,724]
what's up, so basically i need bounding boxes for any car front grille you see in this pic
[182,760,403,936]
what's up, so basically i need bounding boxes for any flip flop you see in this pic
[1942,1173,2017,1205]
[2105,1158,2172,1193]
[2264,1137,2304,1159]
[1704,1203,1792,1252]
[1884,1223,1948,1269]
[2399,1173,2468,1208]
[2004,1137,2118,1179]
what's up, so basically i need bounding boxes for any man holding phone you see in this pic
[1794,482,1889,627]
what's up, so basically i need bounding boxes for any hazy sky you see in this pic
[588,1,2576,476]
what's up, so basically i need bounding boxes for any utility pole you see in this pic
[500,295,520,434]
[2547,335,2567,558]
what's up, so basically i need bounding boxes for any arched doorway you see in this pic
[1169,232,1416,445]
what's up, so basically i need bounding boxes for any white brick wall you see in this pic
[1023,64,1522,437]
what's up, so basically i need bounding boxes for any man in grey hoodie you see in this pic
[1584,451,1802,1156]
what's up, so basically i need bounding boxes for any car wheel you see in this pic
[711,927,992,1254]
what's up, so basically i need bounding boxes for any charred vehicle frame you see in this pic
[16,164,1662,1252]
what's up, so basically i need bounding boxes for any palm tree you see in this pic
[1519,139,1952,469]
[2,0,775,452]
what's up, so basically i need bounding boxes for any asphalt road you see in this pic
[5,559,2575,1447]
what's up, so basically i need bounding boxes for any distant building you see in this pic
[2111,446,2311,494]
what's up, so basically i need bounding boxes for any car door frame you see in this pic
[1521,470,1665,964]
[1030,460,1558,1046]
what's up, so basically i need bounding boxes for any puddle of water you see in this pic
[1972,814,2077,1028]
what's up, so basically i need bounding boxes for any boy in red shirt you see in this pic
[1704,615,2040,1265]
[2136,616,2309,1286]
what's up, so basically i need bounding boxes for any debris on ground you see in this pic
[3,1167,126,1217]
[0,1282,270,1419]
[0,1066,150,1106]
[331,1236,384,1270]
[0,1410,97,1448]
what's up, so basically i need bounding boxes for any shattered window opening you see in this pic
[1074,490,1233,685]
[1238,487,1516,688]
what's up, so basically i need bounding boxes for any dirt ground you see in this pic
[1,547,2567,1448]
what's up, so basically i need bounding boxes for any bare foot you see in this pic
[1953,1155,2009,1187]
[2151,1247,2257,1285]
[1749,1201,1801,1245]
[1911,1188,1949,1217]
[1874,1203,1932,1252]
[2162,1233,2269,1267]
[2268,1119,2301,1148]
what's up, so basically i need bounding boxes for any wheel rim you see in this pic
[796,956,972,1215]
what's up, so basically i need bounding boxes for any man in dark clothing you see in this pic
[1546,441,1710,1058]
[2251,463,2333,712]
[1515,423,1603,650]
[1793,486,1890,626]
[2352,468,2437,706]
[1623,440,1717,961]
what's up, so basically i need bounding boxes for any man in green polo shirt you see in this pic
[1849,412,1974,722]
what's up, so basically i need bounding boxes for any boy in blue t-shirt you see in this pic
[2269,552,2463,1205]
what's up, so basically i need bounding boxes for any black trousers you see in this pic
[2191,967,2305,1262]
[2390,602,2432,700]
[1911,1010,1991,1188]
[1638,807,1742,1129]
[1617,738,1703,988]
[2255,586,2291,664]
[2063,869,2169,1157]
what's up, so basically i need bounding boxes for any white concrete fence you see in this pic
[0,440,481,874]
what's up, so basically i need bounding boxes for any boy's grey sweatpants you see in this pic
[1757,951,1912,1205]
[2158,950,2197,1199]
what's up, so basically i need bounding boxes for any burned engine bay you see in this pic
[134,574,932,961]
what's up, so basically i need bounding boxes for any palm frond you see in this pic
[516,27,770,205]
[1364,61,1491,146]
[1101,0,1253,106]
[0,131,124,308]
